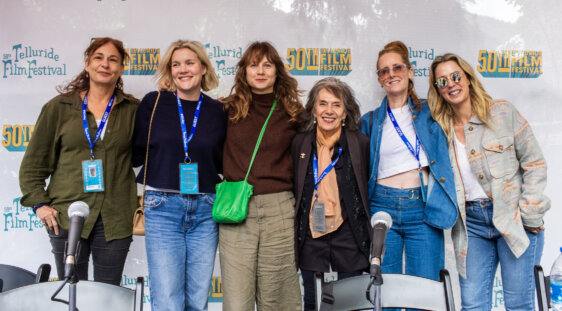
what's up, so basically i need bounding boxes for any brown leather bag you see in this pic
[132,92,161,236]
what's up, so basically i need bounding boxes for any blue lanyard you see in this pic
[386,104,421,169]
[176,92,203,163]
[313,147,342,198]
[82,92,115,159]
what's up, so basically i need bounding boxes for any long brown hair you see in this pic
[223,41,303,122]
[57,37,129,95]
[428,53,492,142]
[377,41,421,110]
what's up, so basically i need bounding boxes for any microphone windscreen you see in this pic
[68,201,90,218]
[370,211,392,229]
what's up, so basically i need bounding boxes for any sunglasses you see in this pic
[377,64,409,79]
[434,71,462,89]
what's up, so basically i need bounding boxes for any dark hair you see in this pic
[223,41,303,122]
[300,77,361,132]
[377,40,421,110]
[57,37,129,95]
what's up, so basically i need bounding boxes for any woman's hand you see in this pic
[523,225,544,235]
[36,206,59,235]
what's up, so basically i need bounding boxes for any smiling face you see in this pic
[84,42,124,87]
[313,88,347,135]
[377,52,413,97]
[434,60,471,107]
[171,48,207,100]
[245,55,276,94]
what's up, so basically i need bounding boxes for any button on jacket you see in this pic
[19,90,139,241]
[360,97,458,229]
[449,100,550,277]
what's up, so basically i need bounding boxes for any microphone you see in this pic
[370,211,392,277]
[64,201,90,279]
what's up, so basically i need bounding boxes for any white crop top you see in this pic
[453,133,488,201]
[377,105,429,179]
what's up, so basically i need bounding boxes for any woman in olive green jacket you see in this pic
[19,37,139,285]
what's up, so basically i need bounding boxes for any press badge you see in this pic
[312,199,326,233]
[82,159,104,192]
[179,163,199,194]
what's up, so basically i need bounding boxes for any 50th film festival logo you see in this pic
[477,49,542,78]
[285,48,351,76]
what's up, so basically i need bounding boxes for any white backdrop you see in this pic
[1,1,561,310]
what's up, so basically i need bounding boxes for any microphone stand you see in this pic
[366,260,383,311]
[65,242,81,311]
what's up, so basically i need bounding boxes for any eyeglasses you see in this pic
[434,71,462,89]
[376,64,409,79]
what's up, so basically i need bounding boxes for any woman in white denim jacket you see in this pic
[428,53,550,311]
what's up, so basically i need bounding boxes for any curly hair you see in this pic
[377,41,421,111]
[427,53,492,142]
[300,77,361,132]
[57,37,128,95]
[222,41,303,122]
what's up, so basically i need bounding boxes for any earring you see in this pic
[85,72,89,78]
[313,117,317,124]
[342,118,346,127]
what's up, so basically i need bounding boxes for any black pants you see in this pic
[301,269,363,311]
[48,216,132,286]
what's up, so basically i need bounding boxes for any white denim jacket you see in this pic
[449,100,550,277]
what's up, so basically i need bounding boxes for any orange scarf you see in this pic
[309,127,343,238]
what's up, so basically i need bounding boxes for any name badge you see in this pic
[312,199,326,233]
[82,159,104,192]
[179,163,199,194]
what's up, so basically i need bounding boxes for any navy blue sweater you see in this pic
[133,91,226,193]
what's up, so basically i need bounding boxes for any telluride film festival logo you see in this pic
[2,43,67,79]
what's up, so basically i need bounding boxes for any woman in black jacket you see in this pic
[291,77,371,311]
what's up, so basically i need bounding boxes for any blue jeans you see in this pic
[144,191,218,311]
[460,199,544,311]
[370,183,444,281]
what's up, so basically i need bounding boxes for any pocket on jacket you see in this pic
[143,192,165,209]
[482,136,517,178]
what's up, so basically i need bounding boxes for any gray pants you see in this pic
[219,191,302,311]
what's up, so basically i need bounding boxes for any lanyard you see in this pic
[386,104,427,202]
[313,147,342,198]
[82,92,115,159]
[176,92,203,163]
[386,104,422,169]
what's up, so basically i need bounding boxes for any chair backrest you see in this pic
[0,263,50,292]
[0,277,144,311]
[534,265,551,311]
[315,270,455,311]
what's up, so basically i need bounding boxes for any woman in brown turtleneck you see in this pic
[219,41,303,311]
[291,77,371,311]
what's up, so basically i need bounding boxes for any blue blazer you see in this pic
[360,96,458,229]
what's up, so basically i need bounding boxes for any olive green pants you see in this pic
[219,191,302,311]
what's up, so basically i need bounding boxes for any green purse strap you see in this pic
[244,99,277,182]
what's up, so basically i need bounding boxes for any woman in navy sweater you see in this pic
[133,40,226,311]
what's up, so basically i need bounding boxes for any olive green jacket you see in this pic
[19,90,139,241]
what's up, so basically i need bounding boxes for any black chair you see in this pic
[0,277,144,311]
[0,263,50,292]
[535,265,551,311]
[315,270,455,311]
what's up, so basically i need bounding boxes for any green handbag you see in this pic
[212,100,277,223]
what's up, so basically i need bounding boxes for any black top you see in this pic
[133,91,226,193]
[292,129,371,272]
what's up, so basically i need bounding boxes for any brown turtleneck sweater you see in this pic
[223,93,298,195]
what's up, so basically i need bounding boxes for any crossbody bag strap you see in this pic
[142,91,161,197]
[243,99,277,182]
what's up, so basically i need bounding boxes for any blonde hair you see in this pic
[222,41,303,123]
[428,53,492,142]
[155,40,219,92]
